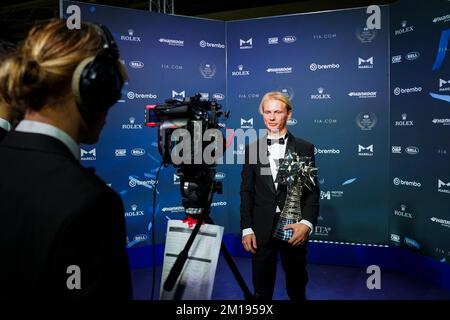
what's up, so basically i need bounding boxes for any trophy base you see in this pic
[273,216,302,241]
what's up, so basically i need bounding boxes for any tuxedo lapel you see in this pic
[257,137,277,195]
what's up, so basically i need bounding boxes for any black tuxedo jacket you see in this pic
[0,131,132,299]
[0,127,8,141]
[240,131,320,246]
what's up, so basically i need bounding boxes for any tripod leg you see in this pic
[206,217,254,300]
[220,241,254,300]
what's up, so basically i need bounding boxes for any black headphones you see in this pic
[71,23,128,121]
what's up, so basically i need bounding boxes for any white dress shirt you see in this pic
[15,120,80,161]
[0,118,12,132]
[242,134,313,237]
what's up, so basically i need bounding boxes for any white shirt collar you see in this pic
[0,118,12,132]
[15,120,80,161]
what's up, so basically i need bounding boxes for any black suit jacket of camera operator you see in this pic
[240,131,320,246]
[0,131,132,299]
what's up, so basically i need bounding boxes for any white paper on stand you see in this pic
[160,219,224,300]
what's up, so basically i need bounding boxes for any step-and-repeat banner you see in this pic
[389,0,450,263]
[61,0,449,264]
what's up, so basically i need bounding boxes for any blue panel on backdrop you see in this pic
[226,6,390,245]
[62,1,226,252]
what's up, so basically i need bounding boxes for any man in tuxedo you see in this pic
[0,20,131,299]
[240,91,320,300]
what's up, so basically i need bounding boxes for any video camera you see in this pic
[145,93,229,166]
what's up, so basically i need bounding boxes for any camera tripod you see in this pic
[162,165,253,300]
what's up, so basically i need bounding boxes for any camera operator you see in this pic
[0,19,131,299]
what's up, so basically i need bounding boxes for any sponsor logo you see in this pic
[309,63,340,71]
[233,144,246,156]
[215,172,226,180]
[121,29,141,42]
[320,190,344,200]
[311,87,331,100]
[80,148,96,160]
[122,117,143,130]
[433,14,450,23]
[211,201,227,207]
[314,225,332,236]
[391,233,400,243]
[356,112,377,130]
[431,216,450,227]
[278,87,294,100]
[125,204,145,217]
[405,51,420,61]
[232,65,250,77]
[394,20,414,36]
[313,33,337,40]
[394,113,414,126]
[432,118,450,126]
[393,86,422,95]
[239,38,252,49]
[439,78,450,92]
[213,93,225,100]
[314,118,337,125]
[438,179,450,194]
[199,63,216,79]
[438,148,448,155]
[161,63,183,70]
[115,149,127,157]
[392,54,402,63]
[394,204,413,219]
[127,91,157,99]
[129,176,157,188]
[240,118,253,129]
[173,174,180,185]
[287,118,297,126]
[268,37,279,44]
[358,57,374,69]
[404,237,420,249]
[358,144,374,156]
[405,146,419,155]
[199,92,209,100]
[158,38,184,46]
[133,234,148,242]
[131,148,146,156]
[314,147,341,155]
[356,27,376,43]
[392,146,402,154]
[282,35,297,43]
[393,177,421,188]
[348,91,377,98]
[199,40,225,49]
[162,206,184,213]
[266,67,292,74]
[238,93,259,99]
[129,60,144,69]
[172,90,185,100]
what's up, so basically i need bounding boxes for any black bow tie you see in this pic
[267,137,285,146]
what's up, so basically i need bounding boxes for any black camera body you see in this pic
[145,94,228,166]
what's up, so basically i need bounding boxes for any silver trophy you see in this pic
[273,150,318,241]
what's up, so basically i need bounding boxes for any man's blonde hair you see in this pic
[258,91,292,114]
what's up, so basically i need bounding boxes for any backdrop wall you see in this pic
[60,0,449,271]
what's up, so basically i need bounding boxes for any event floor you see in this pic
[131,256,450,300]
